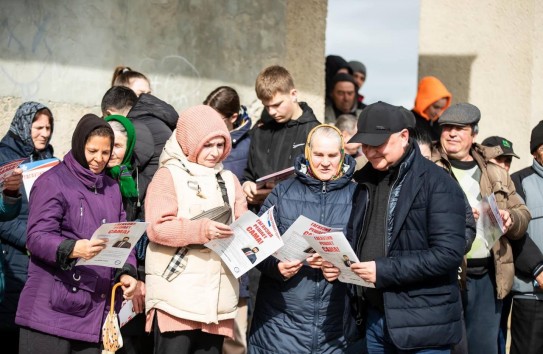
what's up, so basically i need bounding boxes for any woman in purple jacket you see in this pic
[16,114,137,354]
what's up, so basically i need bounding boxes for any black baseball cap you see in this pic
[348,101,415,146]
[481,136,519,159]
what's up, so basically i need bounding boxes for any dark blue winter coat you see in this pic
[223,114,251,184]
[0,102,54,330]
[348,143,465,350]
[248,154,357,354]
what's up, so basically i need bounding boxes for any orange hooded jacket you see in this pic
[413,76,452,121]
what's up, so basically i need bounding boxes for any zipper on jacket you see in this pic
[80,199,83,217]
[356,185,371,258]
[320,182,327,222]
[384,165,406,256]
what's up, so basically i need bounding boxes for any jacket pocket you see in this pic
[50,269,98,317]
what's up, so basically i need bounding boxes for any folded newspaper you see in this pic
[205,206,284,278]
[304,230,374,288]
[273,215,342,262]
[0,158,26,192]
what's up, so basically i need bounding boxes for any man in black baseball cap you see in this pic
[349,101,415,171]
[481,135,519,172]
[337,101,467,351]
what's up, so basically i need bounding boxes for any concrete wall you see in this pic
[0,0,327,157]
[419,0,542,172]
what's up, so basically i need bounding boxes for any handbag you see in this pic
[161,173,232,281]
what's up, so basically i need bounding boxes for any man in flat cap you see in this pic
[323,101,467,352]
[434,103,530,354]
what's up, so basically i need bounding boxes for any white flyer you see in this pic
[205,207,284,278]
[76,222,148,268]
[19,158,60,198]
[273,215,342,262]
[304,231,374,288]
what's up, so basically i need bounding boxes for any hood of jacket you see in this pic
[413,76,451,121]
[127,93,178,130]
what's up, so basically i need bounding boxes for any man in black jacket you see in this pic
[242,65,319,207]
[324,102,466,352]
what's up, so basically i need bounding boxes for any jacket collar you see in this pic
[532,159,543,179]
[230,116,252,147]
[63,150,105,190]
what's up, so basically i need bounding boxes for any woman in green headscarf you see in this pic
[105,115,153,354]
[105,115,139,221]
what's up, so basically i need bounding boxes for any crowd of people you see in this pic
[0,56,541,354]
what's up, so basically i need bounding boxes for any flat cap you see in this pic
[438,103,481,126]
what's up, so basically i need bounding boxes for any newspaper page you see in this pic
[76,222,148,268]
[0,158,26,192]
[118,299,137,327]
[19,158,60,198]
[205,207,284,278]
[273,215,342,262]
[304,231,374,288]
[471,193,504,256]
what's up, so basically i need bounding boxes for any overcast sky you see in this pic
[326,0,420,109]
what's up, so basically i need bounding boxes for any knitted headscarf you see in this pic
[104,115,138,198]
[304,124,345,180]
[413,76,452,121]
[175,105,232,163]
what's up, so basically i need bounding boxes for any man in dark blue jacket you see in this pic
[342,102,466,352]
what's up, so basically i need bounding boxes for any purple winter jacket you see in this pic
[15,151,136,343]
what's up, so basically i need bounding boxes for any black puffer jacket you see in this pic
[127,93,178,217]
[243,102,319,182]
[348,143,466,350]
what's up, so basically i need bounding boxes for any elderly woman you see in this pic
[0,101,54,351]
[16,114,137,353]
[248,124,357,354]
[144,105,248,354]
[105,114,152,354]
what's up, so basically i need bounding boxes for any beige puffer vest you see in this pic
[145,136,239,324]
